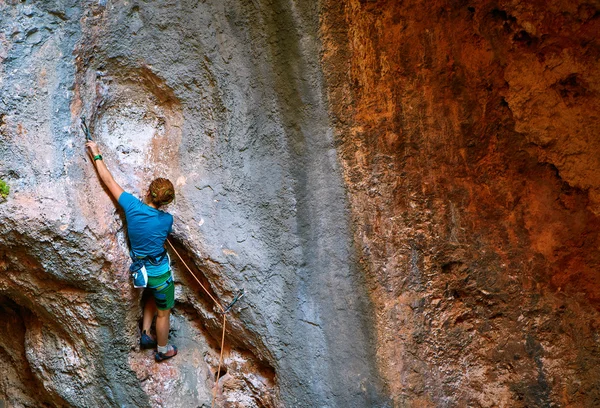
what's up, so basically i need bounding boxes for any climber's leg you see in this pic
[156,308,171,347]
[142,295,157,333]
[147,271,177,361]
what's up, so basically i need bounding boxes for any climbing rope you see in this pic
[166,238,228,408]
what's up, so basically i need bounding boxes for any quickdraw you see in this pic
[219,289,244,315]
[80,116,93,141]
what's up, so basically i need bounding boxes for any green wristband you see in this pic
[93,154,103,161]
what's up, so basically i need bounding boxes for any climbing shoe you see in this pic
[140,332,157,350]
[155,344,177,362]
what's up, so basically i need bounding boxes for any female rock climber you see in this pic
[85,140,178,362]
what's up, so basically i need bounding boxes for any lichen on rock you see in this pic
[0,180,9,200]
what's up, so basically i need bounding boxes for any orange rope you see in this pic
[166,238,227,408]
[214,314,227,408]
[166,239,224,312]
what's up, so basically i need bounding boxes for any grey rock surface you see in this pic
[0,1,388,407]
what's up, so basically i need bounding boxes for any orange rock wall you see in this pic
[322,0,600,406]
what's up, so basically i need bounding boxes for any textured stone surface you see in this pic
[321,0,600,406]
[2,0,600,407]
[0,1,386,407]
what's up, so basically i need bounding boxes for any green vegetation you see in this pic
[0,179,9,200]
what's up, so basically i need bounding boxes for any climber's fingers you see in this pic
[86,141,100,156]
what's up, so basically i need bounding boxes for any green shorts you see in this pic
[147,270,175,310]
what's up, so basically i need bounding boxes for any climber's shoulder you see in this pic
[118,191,139,211]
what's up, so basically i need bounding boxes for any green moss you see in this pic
[0,179,9,199]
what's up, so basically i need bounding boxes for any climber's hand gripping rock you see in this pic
[86,140,100,159]
[85,140,124,201]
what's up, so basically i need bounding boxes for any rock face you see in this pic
[1,1,386,407]
[0,0,599,407]
[321,0,600,406]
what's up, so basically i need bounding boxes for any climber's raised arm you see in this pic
[85,141,124,201]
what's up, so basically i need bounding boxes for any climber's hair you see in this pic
[148,178,175,207]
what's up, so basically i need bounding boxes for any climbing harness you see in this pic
[166,238,241,408]
[80,116,93,141]
[129,249,169,288]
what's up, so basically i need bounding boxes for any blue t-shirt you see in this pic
[118,192,173,276]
